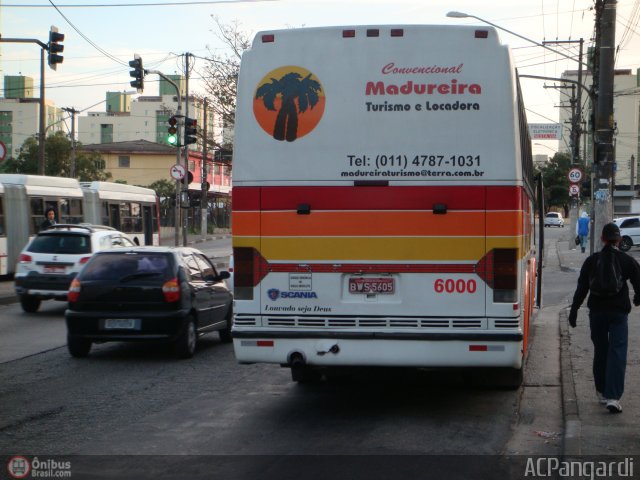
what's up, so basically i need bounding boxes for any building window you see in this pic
[118,156,130,168]
[100,124,113,144]
[94,159,106,170]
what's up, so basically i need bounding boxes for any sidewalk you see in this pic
[556,236,640,456]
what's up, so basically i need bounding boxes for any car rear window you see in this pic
[28,234,91,254]
[81,253,173,281]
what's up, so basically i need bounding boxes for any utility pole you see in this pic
[182,52,194,247]
[201,98,209,241]
[593,0,617,252]
[62,107,79,177]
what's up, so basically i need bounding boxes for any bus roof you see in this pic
[0,174,83,197]
[80,181,156,202]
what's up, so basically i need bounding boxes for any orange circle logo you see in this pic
[253,66,325,142]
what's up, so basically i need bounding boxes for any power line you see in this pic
[4,0,278,7]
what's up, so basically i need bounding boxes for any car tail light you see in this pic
[68,278,81,302]
[162,278,181,303]
[79,257,91,265]
[19,254,32,264]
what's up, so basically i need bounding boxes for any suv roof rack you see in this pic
[43,224,117,233]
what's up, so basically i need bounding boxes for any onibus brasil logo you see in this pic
[254,66,325,142]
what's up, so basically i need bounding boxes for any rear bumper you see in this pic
[15,273,75,299]
[232,329,524,368]
[66,309,191,342]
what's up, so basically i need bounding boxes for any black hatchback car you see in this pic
[65,246,233,359]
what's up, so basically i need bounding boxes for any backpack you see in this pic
[589,249,625,296]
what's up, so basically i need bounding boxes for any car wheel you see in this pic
[67,335,91,358]
[620,237,633,252]
[20,295,41,313]
[219,306,233,343]
[175,316,197,359]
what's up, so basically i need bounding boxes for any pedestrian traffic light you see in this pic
[47,26,64,70]
[184,117,197,145]
[167,116,178,146]
[129,54,144,93]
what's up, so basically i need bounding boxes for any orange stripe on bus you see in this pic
[233,211,523,237]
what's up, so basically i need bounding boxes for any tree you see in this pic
[200,17,250,150]
[0,131,111,181]
[147,179,176,225]
[536,151,573,214]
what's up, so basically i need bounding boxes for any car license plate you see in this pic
[43,265,65,274]
[103,319,141,330]
[348,277,395,294]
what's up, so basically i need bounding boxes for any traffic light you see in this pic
[47,26,64,70]
[184,117,197,145]
[129,54,144,93]
[167,116,178,146]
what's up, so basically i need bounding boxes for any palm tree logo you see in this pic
[253,66,325,142]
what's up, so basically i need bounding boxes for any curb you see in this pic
[559,310,581,456]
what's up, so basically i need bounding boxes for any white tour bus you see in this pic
[231,25,542,387]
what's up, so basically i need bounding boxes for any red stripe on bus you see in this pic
[266,263,477,274]
[232,186,523,211]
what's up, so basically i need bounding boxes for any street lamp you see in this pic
[534,143,558,155]
[446,11,588,68]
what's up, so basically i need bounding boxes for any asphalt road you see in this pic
[0,232,577,479]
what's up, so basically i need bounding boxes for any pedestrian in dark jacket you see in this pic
[568,222,640,413]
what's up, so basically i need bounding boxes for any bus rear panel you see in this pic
[232,25,537,385]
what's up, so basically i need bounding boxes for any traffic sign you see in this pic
[568,168,583,184]
[569,184,580,196]
[0,141,6,161]
[170,164,186,180]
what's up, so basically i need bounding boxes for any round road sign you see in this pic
[568,168,583,184]
[569,184,580,195]
[0,141,6,161]
[170,164,186,180]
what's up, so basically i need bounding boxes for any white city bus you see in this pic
[81,182,160,247]
[0,174,85,276]
[0,175,161,276]
[231,25,542,387]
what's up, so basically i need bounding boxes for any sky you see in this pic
[1,0,639,156]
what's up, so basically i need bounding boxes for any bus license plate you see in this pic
[349,277,395,294]
[103,319,140,330]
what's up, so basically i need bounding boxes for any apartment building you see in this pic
[0,75,65,159]
[78,76,215,150]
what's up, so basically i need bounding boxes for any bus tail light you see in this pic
[493,249,517,303]
[162,278,181,303]
[233,247,269,300]
[68,278,81,302]
[476,248,518,303]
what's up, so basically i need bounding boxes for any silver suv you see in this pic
[15,224,136,312]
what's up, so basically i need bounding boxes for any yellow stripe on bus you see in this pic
[233,236,524,261]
